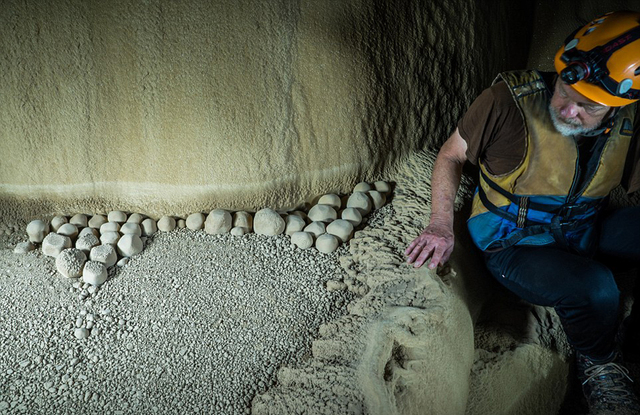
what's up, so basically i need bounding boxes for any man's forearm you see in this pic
[429,147,464,229]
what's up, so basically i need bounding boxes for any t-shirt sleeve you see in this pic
[457,81,526,175]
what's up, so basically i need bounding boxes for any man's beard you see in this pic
[548,104,598,137]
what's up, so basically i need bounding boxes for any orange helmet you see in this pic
[554,11,640,107]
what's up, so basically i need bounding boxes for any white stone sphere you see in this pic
[69,214,88,228]
[346,192,372,215]
[82,261,108,286]
[291,232,314,249]
[353,182,372,193]
[177,219,186,229]
[57,223,78,240]
[186,213,205,230]
[120,223,142,237]
[26,220,49,243]
[55,248,87,278]
[326,219,354,243]
[230,226,246,236]
[88,215,107,229]
[42,233,72,258]
[126,213,145,224]
[254,208,285,235]
[13,241,35,254]
[308,205,337,223]
[117,234,143,257]
[50,215,68,232]
[316,234,339,254]
[158,216,176,232]
[317,194,341,209]
[368,190,386,209]
[100,231,120,246]
[141,218,157,236]
[100,222,120,234]
[304,221,326,238]
[205,209,232,234]
[233,211,253,232]
[107,211,127,223]
[341,208,363,227]
[79,227,99,238]
[76,233,100,254]
[285,215,306,235]
[374,181,391,194]
[289,211,308,222]
[90,244,117,267]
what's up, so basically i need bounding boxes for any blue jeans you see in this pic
[483,206,640,361]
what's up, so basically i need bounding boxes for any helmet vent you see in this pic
[635,67,640,76]
[618,79,633,95]
[565,39,579,51]
[584,27,596,35]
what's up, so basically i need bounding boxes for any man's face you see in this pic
[548,80,611,137]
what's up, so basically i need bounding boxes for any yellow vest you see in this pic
[467,70,635,253]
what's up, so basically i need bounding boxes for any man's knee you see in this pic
[570,265,620,313]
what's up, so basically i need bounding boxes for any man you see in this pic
[405,11,640,415]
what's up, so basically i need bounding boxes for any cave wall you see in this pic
[0,0,534,219]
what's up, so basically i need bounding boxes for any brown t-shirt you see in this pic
[458,72,640,194]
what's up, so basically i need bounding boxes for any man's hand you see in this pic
[405,222,454,269]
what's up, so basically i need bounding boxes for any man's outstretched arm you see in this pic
[405,128,468,269]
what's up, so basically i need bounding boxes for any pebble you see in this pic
[204,209,232,234]
[326,219,354,243]
[157,216,176,232]
[284,215,306,236]
[26,220,49,243]
[353,181,372,192]
[69,214,88,228]
[50,215,68,232]
[100,231,120,246]
[13,241,35,254]
[126,213,144,224]
[346,192,372,215]
[309,204,338,222]
[291,232,313,249]
[88,215,107,229]
[100,222,120,234]
[374,180,391,194]
[42,233,72,258]
[303,221,326,238]
[232,212,253,232]
[141,218,157,236]
[55,248,87,278]
[367,190,386,209]
[108,211,127,223]
[120,223,142,237]
[318,194,342,209]
[230,227,246,236]
[79,227,100,238]
[83,261,107,286]
[315,234,339,253]
[341,207,363,227]
[74,328,89,340]
[90,244,117,267]
[117,234,143,257]
[76,233,100,254]
[253,208,285,235]
[186,213,205,230]
[177,219,186,229]
[117,257,129,267]
[57,223,79,240]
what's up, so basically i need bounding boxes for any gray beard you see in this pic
[548,104,598,137]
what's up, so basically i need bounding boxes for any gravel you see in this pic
[0,226,354,414]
